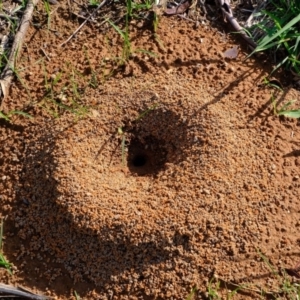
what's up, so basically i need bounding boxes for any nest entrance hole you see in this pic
[127,136,167,176]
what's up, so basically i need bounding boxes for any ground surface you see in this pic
[0,0,300,299]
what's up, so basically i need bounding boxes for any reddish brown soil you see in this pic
[0,1,300,299]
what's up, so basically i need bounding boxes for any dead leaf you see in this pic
[164,1,190,15]
[223,45,239,59]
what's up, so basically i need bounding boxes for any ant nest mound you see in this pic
[15,75,271,295]
[52,102,192,230]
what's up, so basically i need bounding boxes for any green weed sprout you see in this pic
[258,249,300,298]
[207,277,221,300]
[43,0,51,29]
[0,219,12,274]
[108,0,157,64]
[248,1,300,75]
[271,94,300,118]
[41,63,89,119]
[89,0,100,6]
[186,286,197,300]
[0,110,32,122]
[108,18,131,64]
[108,0,133,64]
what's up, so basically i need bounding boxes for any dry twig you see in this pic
[59,0,108,47]
[0,283,48,300]
[217,0,257,49]
[0,0,40,107]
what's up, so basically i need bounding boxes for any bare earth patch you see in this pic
[0,0,299,299]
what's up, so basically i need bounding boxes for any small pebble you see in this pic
[203,189,210,195]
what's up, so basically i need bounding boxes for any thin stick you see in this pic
[71,11,92,21]
[221,7,257,49]
[40,47,51,61]
[217,0,257,50]
[59,0,108,47]
[0,0,40,106]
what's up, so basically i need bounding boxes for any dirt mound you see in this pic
[0,1,299,299]
[10,72,299,298]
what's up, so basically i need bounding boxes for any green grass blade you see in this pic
[108,20,125,39]
[136,103,158,121]
[262,9,282,29]
[186,287,197,300]
[0,255,11,268]
[271,94,277,115]
[271,56,289,75]
[74,291,81,300]
[292,36,300,55]
[126,0,132,16]
[264,78,283,90]
[0,111,10,121]
[262,36,296,50]
[8,111,33,119]
[279,100,295,111]
[257,249,279,277]
[254,13,300,52]
[11,5,23,14]
[0,219,3,250]
[0,221,12,275]
[277,110,300,118]
[52,72,63,86]
[121,134,126,165]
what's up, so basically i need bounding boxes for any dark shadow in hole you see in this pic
[6,121,185,299]
[127,136,167,176]
[125,107,189,176]
[132,154,147,167]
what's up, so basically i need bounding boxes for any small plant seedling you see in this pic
[108,19,131,64]
[207,277,221,300]
[89,0,100,6]
[206,276,254,299]
[246,2,300,76]
[108,0,157,64]
[263,77,282,91]
[271,94,300,118]
[108,0,132,64]
[83,46,99,88]
[186,286,197,300]
[257,249,300,298]
[130,0,154,11]
[0,111,11,122]
[153,13,159,32]
[0,219,12,274]
[40,62,89,119]
[135,103,158,121]
[43,0,51,29]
